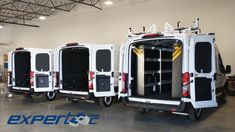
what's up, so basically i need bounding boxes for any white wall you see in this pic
[2,0,235,74]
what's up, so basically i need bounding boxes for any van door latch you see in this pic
[111,72,114,77]
[213,73,217,80]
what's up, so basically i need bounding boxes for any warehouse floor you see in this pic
[0,94,235,132]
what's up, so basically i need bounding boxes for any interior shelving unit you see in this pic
[136,45,173,96]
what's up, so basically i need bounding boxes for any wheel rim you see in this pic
[104,97,112,105]
[47,92,55,99]
[195,108,201,117]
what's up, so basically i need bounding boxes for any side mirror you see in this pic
[225,65,231,74]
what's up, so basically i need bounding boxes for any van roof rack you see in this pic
[128,24,157,38]
[164,18,201,34]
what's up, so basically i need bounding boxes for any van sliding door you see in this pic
[189,35,217,108]
[32,50,53,92]
[92,45,115,97]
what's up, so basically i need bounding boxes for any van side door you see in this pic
[92,45,115,97]
[32,49,53,92]
[189,35,218,108]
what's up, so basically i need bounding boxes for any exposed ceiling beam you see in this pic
[0,14,32,20]
[69,0,102,10]
[9,0,71,12]
[0,6,50,16]
[0,20,39,27]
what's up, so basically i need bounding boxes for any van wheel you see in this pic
[98,97,113,107]
[45,92,56,101]
[188,107,202,120]
[23,93,32,98]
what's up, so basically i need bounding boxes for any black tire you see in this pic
[23,93,32,98]
[188,106,202,120]
[45,92,56,101]
[98,97,113,107]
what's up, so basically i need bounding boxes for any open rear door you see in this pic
[32,49,53,92]
[189,35,218,109]
[92,45,115,97]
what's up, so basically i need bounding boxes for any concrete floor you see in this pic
[0,94,235,132]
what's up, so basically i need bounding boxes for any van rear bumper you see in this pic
[122,97,185,112]
[8,86,34,94]
[59,92,93,100]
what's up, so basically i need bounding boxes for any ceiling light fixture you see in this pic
[104,0,113,5]
[39,16,46,20]
[0,25,4,29]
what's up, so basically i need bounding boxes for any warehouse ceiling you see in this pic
[0,0,102,27]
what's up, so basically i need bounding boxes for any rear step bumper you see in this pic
[8,86,34,94]
[59,92,93,100]
[122,97,185,112]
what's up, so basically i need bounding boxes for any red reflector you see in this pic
[126,104,130,107]
[171,109,176,111]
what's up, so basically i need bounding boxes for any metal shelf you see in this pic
[145,80,171,87]
[145,45,173,52]
[145,70,172,74]
[145,58,172,62]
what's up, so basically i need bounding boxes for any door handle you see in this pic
[111,72,114,77]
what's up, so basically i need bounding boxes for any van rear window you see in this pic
[96,50,111,72]
[36,53,49,71]
[195,42,212,73]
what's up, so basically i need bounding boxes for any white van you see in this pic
[54,43,119,107]
[8,48,57,101]
[118,19,231,120]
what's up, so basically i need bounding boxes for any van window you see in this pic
[36,53,49,71]
[195,42,212,73]
[96,50,111,72]
[218,54,225,74]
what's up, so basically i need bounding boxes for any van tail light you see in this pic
[182,72,190,97]
[122,72,126,93]
[88,71,93,89]
[8,72,12,84]
[30,72,34,86]
[55,72,59,87]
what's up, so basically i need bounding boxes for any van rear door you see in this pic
[92,45,115,97]
[189,35,218,108]
[32,49,53,92]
